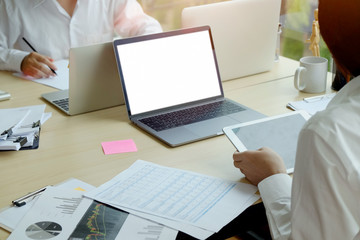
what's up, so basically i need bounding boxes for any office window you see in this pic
[280,0,331,64]
[141,0,331,65]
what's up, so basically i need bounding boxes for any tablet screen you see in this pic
[224,112,309,172]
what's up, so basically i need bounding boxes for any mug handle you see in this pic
[294,66,306,91]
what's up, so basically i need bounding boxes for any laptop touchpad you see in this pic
[185,116,239,136]
[158,127,199,144]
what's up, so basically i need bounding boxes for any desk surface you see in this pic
[0,57,332,239]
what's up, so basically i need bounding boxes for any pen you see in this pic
[22,37,57,75]
[304,93,335,103]
[303,95,325,103]
[12,186,49,207]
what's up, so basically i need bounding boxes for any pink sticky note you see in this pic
[101,139,137,155]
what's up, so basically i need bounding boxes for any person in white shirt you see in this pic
[233,0,360,239]
[0,0,162,78]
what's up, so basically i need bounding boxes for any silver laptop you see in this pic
[42,42,124,115]
[182,0,281,81]
[113,26,264,147]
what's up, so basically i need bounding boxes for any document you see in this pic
[13,59,69,90]
[0,105,50,151]
[8,187,93,240]
[0,200,36,232]
[68,200,177,240]
[119,194,258,239]
[8,187,178,240]
[0,178,95,232]
[85,160,259,237]
[287,93,336,115]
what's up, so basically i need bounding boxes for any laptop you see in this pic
[181,0,281,81]
[113,26,264,147]
[42,42,124,115]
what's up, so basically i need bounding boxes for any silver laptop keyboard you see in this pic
[139,101,245,131]
[53,98,69,112]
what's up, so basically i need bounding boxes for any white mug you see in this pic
[294,56,328,93]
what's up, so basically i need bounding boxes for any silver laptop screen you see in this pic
[115,28,222,115]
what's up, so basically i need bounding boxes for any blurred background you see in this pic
[140,0,331,68]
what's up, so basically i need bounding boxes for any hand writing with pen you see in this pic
[21,37,57,79]
[21,52,57,79]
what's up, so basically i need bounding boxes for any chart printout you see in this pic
[85,160,259,232]
[7,186,178,240]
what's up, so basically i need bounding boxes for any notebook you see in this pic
[42,42,124,115]
[181,0,281,81]
[113,26,264,147]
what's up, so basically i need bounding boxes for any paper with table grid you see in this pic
[85,160,259,236]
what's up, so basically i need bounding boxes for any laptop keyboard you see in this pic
[53,98,69,112]
[139,101,245,131]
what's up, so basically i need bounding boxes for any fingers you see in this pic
[232,147,287,186]
[32,53,57,77]
[233,150,254,174]
[43,56,57,73]
[233,149,257,164]
[21,52,57,79]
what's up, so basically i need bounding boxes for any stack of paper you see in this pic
[287,93,336,115]
[0,105,51,151]
[3,179,178,240]
[2,162,259,240]
[85,160,259,239]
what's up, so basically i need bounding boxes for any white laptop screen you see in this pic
[115,28,222,115]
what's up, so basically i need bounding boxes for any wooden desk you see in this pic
[0,57,327,239]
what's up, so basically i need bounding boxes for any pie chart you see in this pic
[25,221,62,239]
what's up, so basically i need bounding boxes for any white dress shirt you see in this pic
[0,0,162,72]
[258,76,360,240]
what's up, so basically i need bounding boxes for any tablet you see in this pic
[223,111,310,173]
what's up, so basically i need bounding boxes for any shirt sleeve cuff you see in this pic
[258,173,292,203]
[10,51,29,72]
